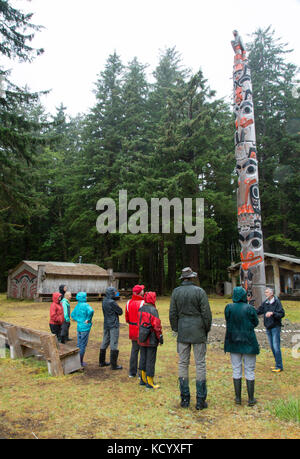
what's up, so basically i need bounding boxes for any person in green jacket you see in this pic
[71,292,94,367]
[61,291,72,344]
[224,286,260,406]
[169,267,212,411]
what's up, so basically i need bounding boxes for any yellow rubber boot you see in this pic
[139,370,147,386]
[146,376,160,389]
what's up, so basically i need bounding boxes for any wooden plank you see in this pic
[17,338,43,353]
[57,343,80,358]
[40,334,64,377]
[6,326,24,359]
[40,334,52,360]
[0,321,14,336]
[60,351,82,374]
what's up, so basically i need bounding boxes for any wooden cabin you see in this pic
[7,261,140,301]
[227,252,300,300]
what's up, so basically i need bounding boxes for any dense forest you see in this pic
[0,1,299,293]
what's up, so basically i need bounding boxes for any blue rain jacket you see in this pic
[71,292,94,332]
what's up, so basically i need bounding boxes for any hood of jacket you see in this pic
[52,292,62,304]
[144,291,156,306]
[232,286,247,303]
[76,292,87,302]
[105,287,118,299]
[131,294,144,301]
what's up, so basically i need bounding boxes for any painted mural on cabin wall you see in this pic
[231,30,266,307]
[10,269,37,299]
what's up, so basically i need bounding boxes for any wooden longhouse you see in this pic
[7,261,139,301]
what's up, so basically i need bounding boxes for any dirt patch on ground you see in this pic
[208,318,300,349]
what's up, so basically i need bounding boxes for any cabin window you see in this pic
[294,274,300,290]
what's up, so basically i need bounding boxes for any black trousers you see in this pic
[61,321,70,343]
[129,340,140,376]
[49,324,61,341]
[139,346,157,378]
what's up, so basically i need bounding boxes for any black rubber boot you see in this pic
[179,377,190,408]
[196,380,208,410]
[233,378,242,405]
[99,348,110,367]
[246,379,257,406]
[110,350,123,370]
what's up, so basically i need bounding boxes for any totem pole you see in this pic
[231,30,266,308]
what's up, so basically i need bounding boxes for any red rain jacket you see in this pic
[49,292,64,325]
[137,292,162,347]
[125,294,145,341]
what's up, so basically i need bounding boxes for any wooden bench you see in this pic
[0,320,82,376]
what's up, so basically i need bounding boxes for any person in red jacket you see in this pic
[137,291,163,389]
[49,292,64,342]
[125,284,145,378]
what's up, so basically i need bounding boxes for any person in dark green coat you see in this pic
[224,286,259,406]
[169,267,212,411]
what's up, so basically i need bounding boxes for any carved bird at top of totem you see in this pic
[231,30,245,53]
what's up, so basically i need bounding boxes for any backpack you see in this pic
[138,311,152,343]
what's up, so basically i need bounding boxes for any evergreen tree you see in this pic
[0,0,46,228]
[247,26,300,255]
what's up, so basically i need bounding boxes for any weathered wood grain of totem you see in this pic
[231,30,266,308]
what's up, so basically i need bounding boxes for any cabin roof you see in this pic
[13,261,110,277]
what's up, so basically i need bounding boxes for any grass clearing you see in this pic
[0,293,299,439]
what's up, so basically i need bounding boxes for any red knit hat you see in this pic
[132,284,145,294]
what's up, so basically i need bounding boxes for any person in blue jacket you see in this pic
[71,292,94,367]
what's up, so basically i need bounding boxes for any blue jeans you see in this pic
[266,326,283,370]
[77,330,90,361]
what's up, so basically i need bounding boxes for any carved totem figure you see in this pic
[231,30,266,307]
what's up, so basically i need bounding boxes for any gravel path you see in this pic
[208,318,300,349]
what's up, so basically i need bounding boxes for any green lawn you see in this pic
[0,294,299,439]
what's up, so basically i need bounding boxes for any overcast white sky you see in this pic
[6,0,300,117]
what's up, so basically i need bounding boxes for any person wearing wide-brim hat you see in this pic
[169,267,212,410]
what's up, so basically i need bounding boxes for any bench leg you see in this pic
[41,335,64,376]
[7,326,24,359]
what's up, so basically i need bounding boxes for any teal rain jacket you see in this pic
[61,297,71,322]
[224,287,259,355]
[71,292,94,332]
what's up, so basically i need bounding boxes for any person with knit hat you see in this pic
[125,284,145,378]
[137,291,163,389]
